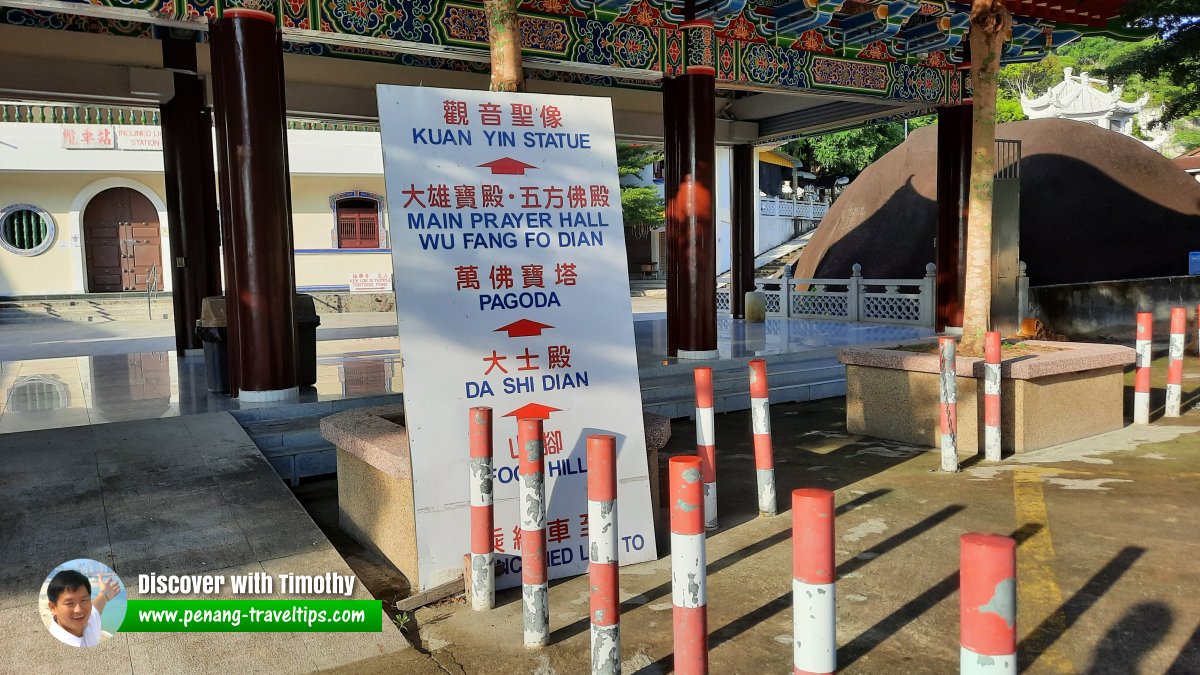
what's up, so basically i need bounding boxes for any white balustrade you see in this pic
[758,196,828,222]
[716,263,937,326]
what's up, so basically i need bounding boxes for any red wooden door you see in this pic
[337,199,380,248]
[84,188,162,292]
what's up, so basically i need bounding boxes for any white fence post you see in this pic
[784,277,793,318]
[848,264,862,322]
[1017,261,1029,322]
[921,262,936,327]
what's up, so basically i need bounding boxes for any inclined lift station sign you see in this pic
[377,85,657,591]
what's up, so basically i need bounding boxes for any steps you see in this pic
[235,354,847,486]
[232,393,401,486]
[754,247,806,280]
[629,279,667,297]
[718,231,815,280]
[0,297,173,324]
[640,349,846,418]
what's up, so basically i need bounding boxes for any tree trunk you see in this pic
[959,0,1011,356]
[485,0,525,92]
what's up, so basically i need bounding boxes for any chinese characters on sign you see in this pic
[60,125,115,149]
[348,272,392,293]
[378,86,655,591]
[61,125,162,151]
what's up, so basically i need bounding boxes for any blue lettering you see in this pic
[558,212,610,228]
[412,128,472,145]
[408,212,463,229]
[548,547,574,567]
[496,556,521,575]
[558,231,603,247]
[503,376,535,394]
[465,381,494,399]
[547,458,586,477]
[417,233,455,250]
[483,130,516,147]
[479,291,561,311]
[496,466,517,485]
[521,132,591,149]
[463,232,518,249]
[542,371,589,391]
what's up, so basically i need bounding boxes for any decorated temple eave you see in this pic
[0,0,1149,111]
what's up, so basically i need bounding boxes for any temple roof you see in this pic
[0,0,1151,141]
[1022,67,1147,119]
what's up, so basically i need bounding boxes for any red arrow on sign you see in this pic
[495,319,555,338]
[504,403,562,420]
[478,157,539,175]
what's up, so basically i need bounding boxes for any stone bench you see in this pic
[320,405,671,589]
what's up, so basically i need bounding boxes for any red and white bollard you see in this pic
[1167,307,1185,418]
[1135,312,1152,425]
[670,455,708,674]
[587,434,620,674]
[960,533,1017,674]
[938,336,959,472]
[983,332,1002,462]
[518,418,548,648]
[468,406,494,611]
[694,367,718,530]
[792,489,836,675]
[748,359,777,517]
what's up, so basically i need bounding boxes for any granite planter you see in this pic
[320,405,672,590]
[838,341,1135,455]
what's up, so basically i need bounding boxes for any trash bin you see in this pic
[195,296,229,394]
[294,294,321,388]
[194,295,320,392]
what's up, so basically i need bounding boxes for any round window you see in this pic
[0,204,56,256]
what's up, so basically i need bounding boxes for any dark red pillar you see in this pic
[663,68,717,358]
[160,32,222,355]
[730,144,755,320]
[936,104,971,331]
[209,10,298,400]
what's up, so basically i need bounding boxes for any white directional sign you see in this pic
[378,85,657,591]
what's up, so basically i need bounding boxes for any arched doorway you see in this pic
[83,187,163,292]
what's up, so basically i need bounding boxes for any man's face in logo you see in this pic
[48,586,92,635]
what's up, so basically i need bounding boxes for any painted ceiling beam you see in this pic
[658,0,750,20]
[773,0,845,34]
[589,0,635,14]
[832,0,920,46]
[1003,21,1046,57]
[898,13,969,54]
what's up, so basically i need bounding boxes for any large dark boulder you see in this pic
[794,118,1200,286]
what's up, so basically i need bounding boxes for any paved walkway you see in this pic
[0,413,408,674]
[2,360,1198,673]
[334,395,1200,674]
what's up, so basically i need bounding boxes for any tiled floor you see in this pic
[0,315,933,434]
[0,338,404,433]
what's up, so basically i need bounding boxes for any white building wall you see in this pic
[0,123,770,294]
[0,122,395,296]
[716,145,731,277]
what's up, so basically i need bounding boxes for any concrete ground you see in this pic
[4,339,1198,673]
[329,374,1200,675]
[0,413,409,674]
